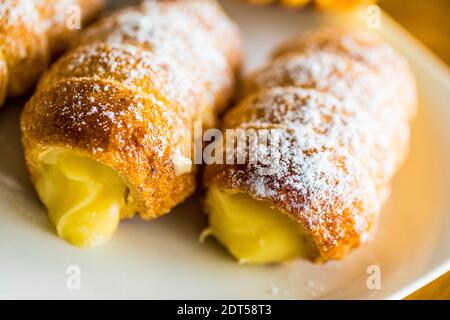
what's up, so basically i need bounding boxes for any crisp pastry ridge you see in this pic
[21,0,242,228]
[0,0,105,106]
[204,28,417,262]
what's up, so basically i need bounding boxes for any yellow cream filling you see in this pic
[35,149,127,248]
[204,186,309,264]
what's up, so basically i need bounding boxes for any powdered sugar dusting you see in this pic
[0,0,42,31]
[246,50,412,187]
[215,29,417,256]
[226,88,379,228]
[35,0,241,161]
[74,0,238,114]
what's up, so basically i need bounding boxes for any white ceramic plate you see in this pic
[0,0,449,299]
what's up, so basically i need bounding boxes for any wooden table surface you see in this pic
[405,273,450,300]
[378,0,450,300]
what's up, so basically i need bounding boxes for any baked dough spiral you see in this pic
[21,0,242,247]
[204,28,417,263]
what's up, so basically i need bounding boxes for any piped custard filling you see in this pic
[35,148,127,248]
[204,186,311,264]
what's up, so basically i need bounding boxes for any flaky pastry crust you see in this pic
[0,0,104,106]
[205,28,417,262]
[21,0,243,219]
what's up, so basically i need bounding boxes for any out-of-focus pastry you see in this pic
[21,0,242,248]
[203,28,417,264]
[0,0,105,106]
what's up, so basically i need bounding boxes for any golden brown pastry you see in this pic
[203,28,417,264]
[20,0,242,247]
[0,0,104,106]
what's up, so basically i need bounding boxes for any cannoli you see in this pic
[0,0,104,106]
[203,28,417,264]
[20,0,242,247]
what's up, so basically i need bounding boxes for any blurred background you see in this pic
[379,0,450,300]
[246,0,450,66]
[379,0,450,66]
